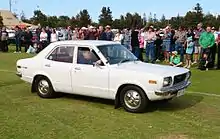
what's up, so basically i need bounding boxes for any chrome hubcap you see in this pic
[124,90,141,109]
[38,80,49,95]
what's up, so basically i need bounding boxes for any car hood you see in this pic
[112,61,189,76]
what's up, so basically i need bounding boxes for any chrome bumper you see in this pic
[155,81,191,96]
[16,72,22,77]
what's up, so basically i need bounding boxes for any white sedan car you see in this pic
[16,40,191,113]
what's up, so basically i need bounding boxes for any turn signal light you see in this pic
[149,80,157,84]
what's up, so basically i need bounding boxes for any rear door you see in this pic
[43,45,74,93]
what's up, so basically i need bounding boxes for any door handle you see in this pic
[45,64,51,67]
[74,67,81,70]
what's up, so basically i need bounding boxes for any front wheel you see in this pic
[35,76,57,98]
[120,85,149,113]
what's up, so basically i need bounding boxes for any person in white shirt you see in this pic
[114,30,123,44]
[50,29,58,42]
[40,28,48,50]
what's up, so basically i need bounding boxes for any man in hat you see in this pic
[169,51,183,67]
[98,26,107,40]
[105,25,114,41]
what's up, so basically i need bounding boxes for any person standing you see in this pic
[162,26,172,62]
[67,26,73,40]
[174,26,187,62]
[138,29,145,61]
[40,28,48,51]
[199,26,215,71]
[45,26,51,44]
[184,36,194,68]
[105,25,114,41]
[216,27,220,69]
[114,30,123,44]
[14,26,22,53]
[154,34,163,62]
[50,29,58,42]
[23,28,33,52]
[0,27,8,52]
[98,26,107,40]
[145,26,156,63]
[123,29,131,50]
[209,27,218,68]
[193,23,205,65]
[131,27,140,58]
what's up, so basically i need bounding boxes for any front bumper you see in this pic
[155,81,191,96]
[16,72,22,77]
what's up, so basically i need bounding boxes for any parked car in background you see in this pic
[16,40,191,113]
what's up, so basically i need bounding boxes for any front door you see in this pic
[72,46,109,99]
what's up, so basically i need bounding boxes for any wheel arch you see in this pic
[114,83,148,109]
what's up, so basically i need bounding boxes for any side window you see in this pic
[77,47,100,65]
[48,46,74,63]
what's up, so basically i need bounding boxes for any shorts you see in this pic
[163,41,170,52]
[202,48,211,55]
[194,46,201,54]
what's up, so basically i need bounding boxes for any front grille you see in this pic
[174,73,187,85]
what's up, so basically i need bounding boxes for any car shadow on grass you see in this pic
[0,80,24,88]
[64,94,115,107]
[149,94,204,112]
[63,93,203,112]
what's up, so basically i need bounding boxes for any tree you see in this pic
[158,14,167,28]
[143,13,147,26]
[192,3,203,24]
[124,13,133,28]
[132,13,143,28]
[0,15,3,28]
[99,7,113,26]
[194,3,203,13]
[75,9,91,27]
[57,16,70,27]
[153,13,157,23]
[20,11,31,23]
[148,12,153,24]
[47,16,59,28]
[203,12,217,28]
[30,10,48,27]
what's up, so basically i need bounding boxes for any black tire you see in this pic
[120,85,149,113]
[35,76,57,98]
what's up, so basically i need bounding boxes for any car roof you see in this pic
[34,40,120,58]
[51,40,119,47]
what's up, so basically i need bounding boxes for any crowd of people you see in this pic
[0,23,220,71]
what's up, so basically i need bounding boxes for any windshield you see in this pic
[97,44,138,65]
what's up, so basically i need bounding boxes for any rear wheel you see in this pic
[35,76,57,98]
[120,85,149,113]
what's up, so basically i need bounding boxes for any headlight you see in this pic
[163,77,172,87]
[186,71,191,80]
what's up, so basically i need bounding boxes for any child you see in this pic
[170,51,183,67]
[184,36,194,68]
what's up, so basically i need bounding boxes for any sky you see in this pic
[1,0,220,22]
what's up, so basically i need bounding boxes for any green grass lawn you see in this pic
[0,46,220,139]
